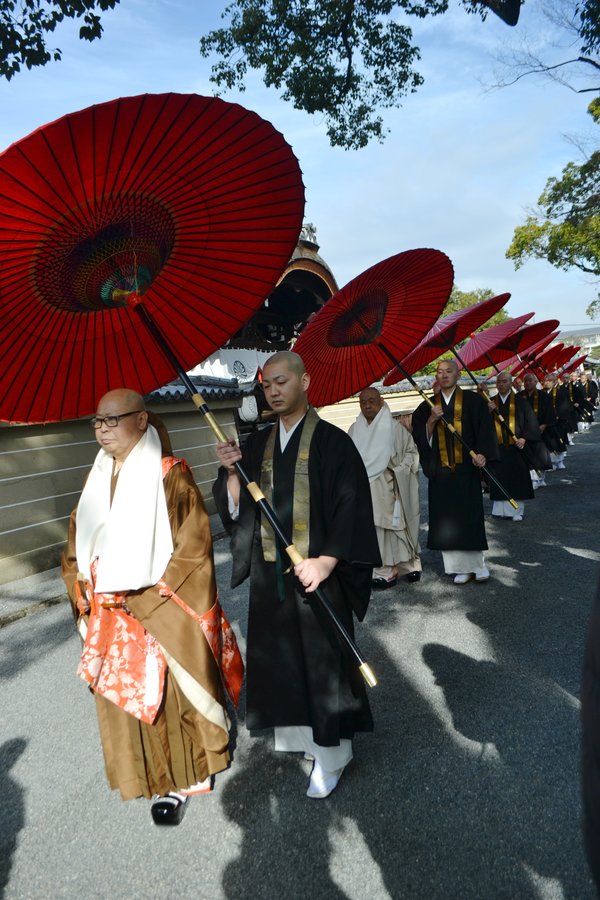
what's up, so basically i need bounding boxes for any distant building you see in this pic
[557,326,600,359]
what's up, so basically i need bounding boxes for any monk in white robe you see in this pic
[349,388,421,589]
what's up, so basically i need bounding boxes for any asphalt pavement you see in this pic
[1,425,599,899]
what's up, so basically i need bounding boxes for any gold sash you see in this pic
[259,407,320,562]
[494,394,517,446]
[522,390,539,417]
[435,388,463,470]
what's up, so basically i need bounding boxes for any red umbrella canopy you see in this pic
[519,330,561,363]
[503,332,561,377]
[494,319,560,355]
[509,339,563,378]
[522,345,582,381]
[554,346,581,372]
[383,292,510,385]
[561,353,588,374]
[292,249,454,407]
[456,312,534,371]
[0,93,305,423]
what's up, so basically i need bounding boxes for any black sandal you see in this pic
[151,792,189,826]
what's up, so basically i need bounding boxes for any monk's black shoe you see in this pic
[372,577,397,590]
[404,571,421,583]
[151,792,189,826]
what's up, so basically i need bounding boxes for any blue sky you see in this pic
[0,0,595,331]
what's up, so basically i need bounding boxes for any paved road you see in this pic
[1,426,599,899]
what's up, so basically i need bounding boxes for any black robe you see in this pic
[412,389,499,552]
[579,381,598,422]
[568,381,587,423]
[543,388,569,452]
[520,389,554,470]
[212,416,381,746]
[556,383,579,434]
[489,393,538,501]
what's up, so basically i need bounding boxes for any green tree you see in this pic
[506,100,600,320]
[198,0,523,151]
[0,0,120,80]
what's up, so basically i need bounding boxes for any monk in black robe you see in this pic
[520,372,554,486]
[581,372,598,427]
[543,374,572,467]
[213,351,380,800]
[558,374,580,437]
[569,371,589,431]
[488,371,539,521]
[411,359,498,585]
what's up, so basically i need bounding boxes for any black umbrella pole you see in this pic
[378,343,518,509]
[451,348,519,447]
[133,302,377,688]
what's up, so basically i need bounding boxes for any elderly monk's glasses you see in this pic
[90,410,144,428]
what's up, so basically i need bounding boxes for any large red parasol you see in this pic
[498,332,560,377]
[486,320,561,377]
[292,249,454,407]
[560,353,588,374]
[508,340,564,378]
[383,293,511,385]
[0,93,305,423]
[553,346,581,372]
[456,313,534,372]
[493,319,560,357]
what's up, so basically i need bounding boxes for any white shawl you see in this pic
[348,402,395,482]
[75,425,173,593]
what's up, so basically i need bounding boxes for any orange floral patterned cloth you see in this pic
[157,580,244,708]
[77,560,167,725]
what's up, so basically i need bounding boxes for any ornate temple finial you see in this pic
[300,222,318,245]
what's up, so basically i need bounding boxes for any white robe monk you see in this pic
[349,389,421,588]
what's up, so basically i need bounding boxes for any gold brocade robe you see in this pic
[62,461,233,801]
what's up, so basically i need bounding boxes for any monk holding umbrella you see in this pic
[411,359,499,585]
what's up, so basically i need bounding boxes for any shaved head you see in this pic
[359,386,384,423]
[263,351,306,377]
[97,388,146,413]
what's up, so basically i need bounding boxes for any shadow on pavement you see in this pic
[0,738,26,899]
[0,610,73,682]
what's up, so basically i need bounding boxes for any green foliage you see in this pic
[0,0,120,80]
[199,0,511,150]
[578,0,600,54]
[506,102,600,320]
[415,286,509,374]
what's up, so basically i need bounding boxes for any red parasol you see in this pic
[0,93,305,423]
[553,346,581,372]
[493,319,560,356]
[509,340,564,379]
[501,333,560,377]
[292,249,454,407]
[560,353,588,375]
[383,293,511,385]
[485,321,560,378]
[519,330,561,363]
[294,259,518,507]
[456,313,534,372]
